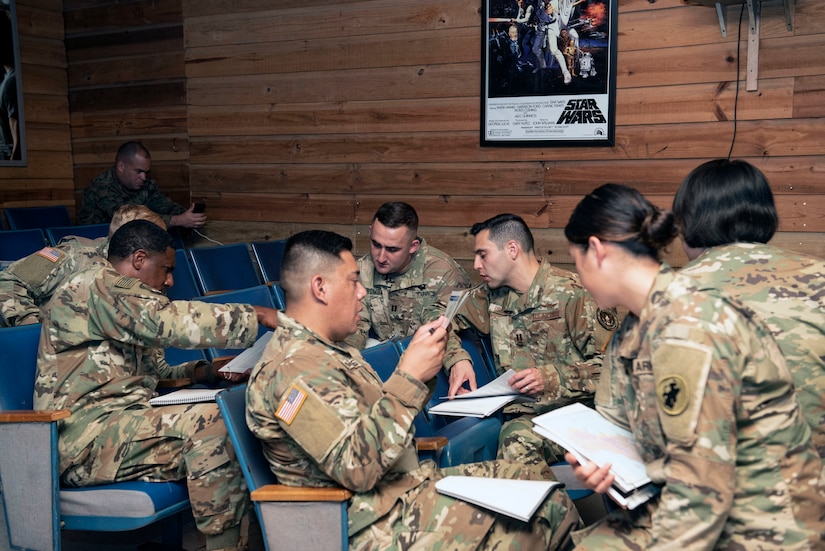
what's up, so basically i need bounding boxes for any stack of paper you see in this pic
[532,402,660,510]
[435,476,563,522]
[428,369,534,418]
[219,331,274,374]
[149,388,221,406]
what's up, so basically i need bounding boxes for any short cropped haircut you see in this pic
[108,204,166,238]
[108,219,174,261]
[373,202,419,233]
[116,141,150,164]
[470,213,534,253]
[280,230,354,305]
[673,159,778,248]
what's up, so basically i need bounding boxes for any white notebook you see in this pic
[428,369,534,418]
[149,388,221,406]
[436,476,564,522]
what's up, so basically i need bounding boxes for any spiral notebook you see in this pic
[149,388,221,406]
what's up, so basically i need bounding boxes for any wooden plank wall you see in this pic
[60,0,825,278]
[0,0,74,220]
[64,0,191,214]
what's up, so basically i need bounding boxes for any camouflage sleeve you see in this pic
[146,347,204,380]
[0,247,79,326]
[142,180,186,225]
[78,178,124,225]
[593,335,631,430]
[267,354,429,492]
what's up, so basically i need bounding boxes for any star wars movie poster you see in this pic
[482,0,616,146]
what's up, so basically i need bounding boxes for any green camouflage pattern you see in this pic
[247,313,581,550]
[583,265,825,549]
[0,236,107,326]
[347,238,471,367]
[452,261,604,465]
[35,263,262,536]
[78,166,185,226]
[679,243,825,459]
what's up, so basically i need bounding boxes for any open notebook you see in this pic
[435,476,564,522]
[428,369,534,417]
[149,388,221,406]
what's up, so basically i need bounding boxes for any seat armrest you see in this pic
[157,378,192,389]
[415,436,448,451]
[251,484,352,502]
[0,409,70,422]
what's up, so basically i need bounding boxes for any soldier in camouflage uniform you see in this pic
[35,220,279,551]
[0,204,165,327]
[564,184,825,549]
[673,158,825,459]
[448,214,609,466]
[345,202,470,362]
[247,230,581,550]
[77,141,206,229]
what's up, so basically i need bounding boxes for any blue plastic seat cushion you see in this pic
[60,480,188,518]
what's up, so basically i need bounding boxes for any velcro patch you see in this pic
[279,379,347,463]
[113,276,140,289]
[275,385,307,425]
[36,247,64,263]
[652,340,712,445]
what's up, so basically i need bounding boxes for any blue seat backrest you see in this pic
[45,223,109,246]
[196,285,275,360]
[251,240,287,284]
[167,248,201,301]
[0,323,41,410]
[5,205,72,230]
[164,346,208,366]
[189,243,262,294]
[458,329,498,387]
[270,283,286,310]
[361,340,402,382]
[0,228,47,262]
[216,385,277,492]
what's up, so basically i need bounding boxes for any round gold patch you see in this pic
[597,308,618,331]
[656,375,689,416]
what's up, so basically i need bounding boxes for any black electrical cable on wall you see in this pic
[727,4,746,160]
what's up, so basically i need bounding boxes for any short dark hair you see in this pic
[565,183,677,262]
[116,141,150,164]
[280,230,354,304]
[672,159,778,248]
[373,202,419,233]
[470,213,534,253]
[107,219,174,260]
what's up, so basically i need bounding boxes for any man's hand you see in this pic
[210,361,250,384]
[170,203,207,229]
[397,317,447,383]
[447,359,477,397]
[508,367,544,396]
[253,306,279,330]
[565,451,614,494]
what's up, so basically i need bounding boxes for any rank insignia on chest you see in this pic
[276,385,307,425]
[342,358,361,369]
[656,375,689,416]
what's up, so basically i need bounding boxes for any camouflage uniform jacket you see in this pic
[247,313,432,535]
[348,238,470,367]
[453,260,602,415]
[0,236,107,326]
[78,166,185,226]
[592,265,825,549]
[679,242,825,459]
[34,262,260,476]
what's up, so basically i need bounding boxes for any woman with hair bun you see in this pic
[563,183,825,550]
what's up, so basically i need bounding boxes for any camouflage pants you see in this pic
[61,402,248,537]
[351,460,580,551]
[571,500,654,550]
[497,414,565,466]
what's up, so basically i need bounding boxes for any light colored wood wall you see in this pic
[10,0,823,279]
[0,0,74,220]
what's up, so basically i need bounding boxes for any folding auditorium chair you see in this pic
[189,243,262,295]
[166,248,202,301]
[4,205,72,231]
[216,385,351,551]
[45,223,110,246]
[270,282,286,310]
[0,324,190,551]
[250,239,287,285]
[0,228,47,262]
[362,338,501,467]
[196,285,275,362]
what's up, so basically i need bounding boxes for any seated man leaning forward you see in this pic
[246,230,581,550]
[35,219,279,551]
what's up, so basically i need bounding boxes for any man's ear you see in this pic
[506,239,519,260]
[408,237,421,255]
[310,274,328,304]
[130,249,149,272]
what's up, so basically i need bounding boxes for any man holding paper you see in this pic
[447,214,613,466]
[35,220,279,551]
[246,229,581,549]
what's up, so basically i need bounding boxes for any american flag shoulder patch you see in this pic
[276,385,307,425]
[36,247,64,263]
